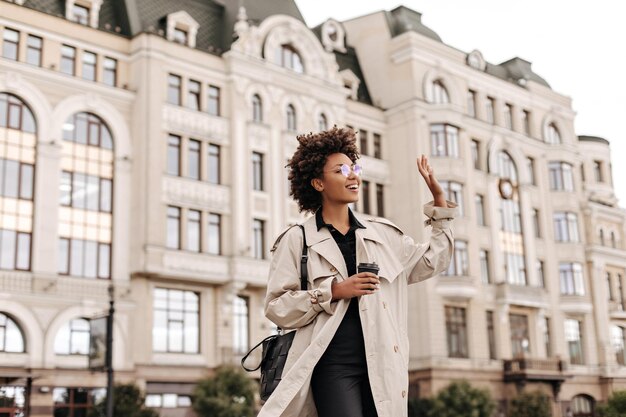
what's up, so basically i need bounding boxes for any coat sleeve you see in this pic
[264,227,336,330]
[398,200,457,284]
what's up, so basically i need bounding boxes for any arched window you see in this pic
[252,94,263,123]
[571,394,594,417]
[431,80,450,104]
[0,93,36,271]
[286,104,297,131]
[496,151,526,286]
[54,318,90,355]
[545,123,562,145]
[59,112,113,279]
[0,312,25,353]
[278,45,304,74]
[318,113,328,131]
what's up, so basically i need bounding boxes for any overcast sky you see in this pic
[296,0,626,208]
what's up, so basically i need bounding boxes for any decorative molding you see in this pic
[162,252,229,277]
[320,19,346,53]
[162,106,229,141]
[466,49,486,71]
[162,177,230,212]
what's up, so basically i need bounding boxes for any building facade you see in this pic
[0,0,625,416]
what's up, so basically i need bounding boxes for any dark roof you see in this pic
[333,47,373,106]
[578,135,610,145]
[486,57,551,88]
[384,6,442,42]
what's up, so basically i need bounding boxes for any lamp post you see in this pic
[105,284,115,417]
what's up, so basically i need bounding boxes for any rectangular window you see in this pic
[373,133,382,159]
[500,199,522,233]
[532,208,541,238]
[445,240,468,276]
[544,317,552,358]
[71,4,90,25]
[441,181,464,215]
[553,212,579,242]
[82,51,97,81]
[173,27,188,45]
[548,161,574,191]
[166,206,181,249]
[0,159,34,200]
[510,314,530,358]
[252,219,265,259]
[565,319,584,365]
[233,296,250,355]
[475,194,485,226]
[57,238,109,279]
[207,213,221,255]
[486,97,495,124]
[430,124,459,158]
[376,184,384,217]
[527,157,535,185]
[152,288,199,353]
[359,129,368,156]
[505,252,527,286]
[486,311,496,359]
[60,45,76,75]
[187,210,201,252]
[167,74,181,105]
[167,135,181,176]
[479,249,490,284]
[362,180,371,214]
[2,28,19,60]
[208,144,220,184]
[471,139,480,170]
[0,230,31,271]
[187,139,201,180]
[252,152,264,191]
[560,263,585,295]
[188,80,201,111]
[26,35,42,66]
[594,160,603,182]
[207,85,220,116]
[522,110,531,136]
[504,104,513,129]
[445,306,468,358]
[53,388,105,416]
[537,260,545,288]
[607,272,614,301]
[612,325,626,366]
[618,274,624,310]
[467,90,476,118]
[103,57,117,87]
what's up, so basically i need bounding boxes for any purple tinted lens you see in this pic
[340,164,350,177]
[353,164,362,176]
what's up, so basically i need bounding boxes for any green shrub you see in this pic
[598,390,626,417]
[509,390,551,417]
[428,380,495,417]
[408,397,434,417]
[192,366,256,417]
[88,384,158,417]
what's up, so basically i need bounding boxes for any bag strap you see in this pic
[297,224,308,291]
[241,335,276,372]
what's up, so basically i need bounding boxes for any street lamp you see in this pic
[105,284,115,417]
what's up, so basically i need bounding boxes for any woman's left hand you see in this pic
[417,155,447,207]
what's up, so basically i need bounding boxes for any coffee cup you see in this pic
[357,262,379,275]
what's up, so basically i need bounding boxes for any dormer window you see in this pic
[173,28,188,45]
[71,4,89,25]
[280,45,304,74]
[166,11,199,48]
[65,0,103,28]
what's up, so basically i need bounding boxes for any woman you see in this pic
[260,127,456,417]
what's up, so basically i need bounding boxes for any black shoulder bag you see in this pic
[241,225,308,401]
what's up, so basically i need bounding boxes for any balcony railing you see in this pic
[503,357,571,397]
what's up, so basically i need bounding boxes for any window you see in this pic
[504,104,513,129]
[611,231,617,249]
[59,172,112,213]
[532,209,541,238]
[441,181,463,215]
[537,260,545,288]
[207,213,221,255]
[548,162,574,191]
[509,314,530,358]
[152,288,199,353]
[471,140,480,170]
[279,44,304,73]
[166,206,181,249]
[479,249,490,284]
[173,27,188,45]
[522,110,531,136]
[167,135,181,176]
[252,219,265,259]
[60,45,76,75]
[376,184,384,217]
[373,133,382,159]
[167,74,181,105]
[486,97,495,124]
[359,129,368,155]
[252,152,264,191]
[553,212,579,243]
[560,263,584,296]
[207,85,220,116]
[187,210,200,252]
[2,28,19,60]
[505,253,526,286]
[53,387,106,417]
[81,51,96,81]
[543,317,552,357]
[252,94,263,122]
[613,325,626,366]
[318,113,328,131]
[430,124,459,158]
[103,57,117,87]
[70,4,90,25]
[600,229,605,246]
[0,159,34,201]
[467,90,476,117]
[445,306,468,358]
[362,180,371,214]
[233,296,249,355]
[58,238,110,279]
[486,311,496,359]
[0,386,25,416]
[619,274,625,310]
[526,157,535,185]
[607,272,614,301]
[475,194,485,226]
[54,318,90,355]
[286,104,297,131]
[187,80,201,111]
[26,35,42,66]
[545,123,561,144]
[0,312,25,353]
[145,393,192,409]
[208,144,220,184]
[187,139,200,180]
[565,319,584,364]
[593,160,603,182]
[445,240,468,276]
[431,80,449,104]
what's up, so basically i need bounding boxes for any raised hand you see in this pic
[417,154,447,207]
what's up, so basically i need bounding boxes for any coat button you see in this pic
[394,345,399,353]
[330,266,337,273]
[402,390,406,398]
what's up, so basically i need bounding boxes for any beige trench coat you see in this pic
[259,202,457,417]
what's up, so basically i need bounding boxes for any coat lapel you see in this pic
[302,216,349,280]
[354,213,403,283]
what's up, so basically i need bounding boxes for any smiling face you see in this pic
[311,153,361,208]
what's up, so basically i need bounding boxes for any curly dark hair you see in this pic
[287,126,360,213]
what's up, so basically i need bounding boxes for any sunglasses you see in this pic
[335,164,363,177]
